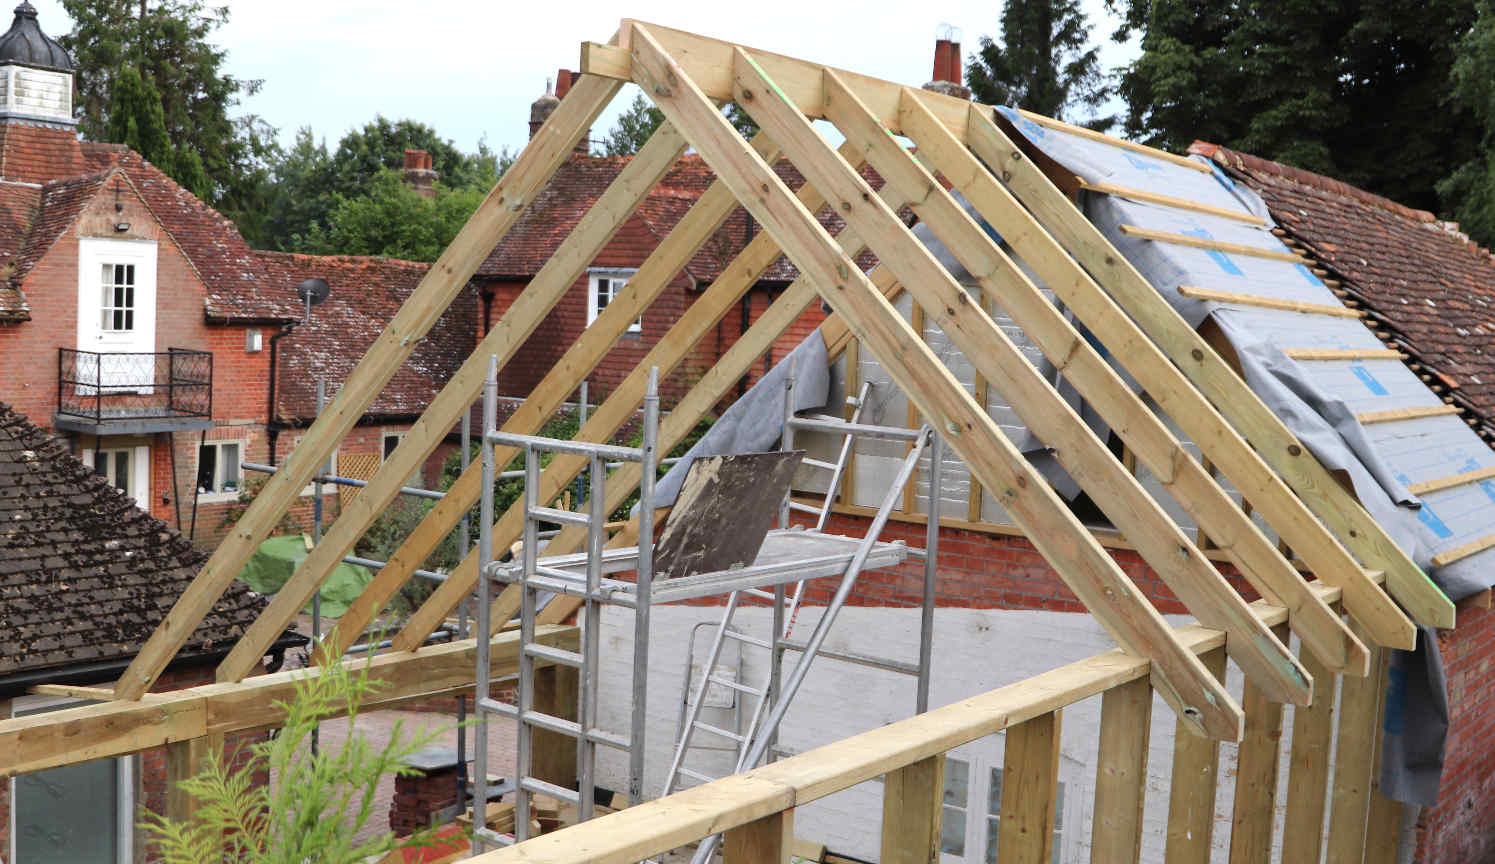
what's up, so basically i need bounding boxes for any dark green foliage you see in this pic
[602,92,758,155]
[62,0,278,243]
[1440,0,1495,247]
[263,119,512,258]
[966,0,1116,129]
[1106,0,1479,213]
[105,64,173,173]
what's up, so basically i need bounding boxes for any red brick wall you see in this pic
[1415,602,1495,863]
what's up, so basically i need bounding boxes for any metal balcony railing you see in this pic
[57,348,213,424]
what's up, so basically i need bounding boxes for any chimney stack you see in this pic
[923,26,971,100]
[402,149,437,198]
[530,71,590,155]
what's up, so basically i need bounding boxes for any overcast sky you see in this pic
[24,0,1138,158]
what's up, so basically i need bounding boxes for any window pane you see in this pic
[943,757,969,807]
[986,818,999,864]
[988,767,1003,815]
[92,455,107,478]
[383,435,400,460]
[123,310,133,331]
[222,443,240,491]
[113,451,129,492]
[197,444,217,493]
[597,277,611,310]
[940,805,966,856]
[123,263,134,285]
[15,757,119,863]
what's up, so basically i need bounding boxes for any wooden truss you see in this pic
[0,19,1455,860]
[81,16,1451,737]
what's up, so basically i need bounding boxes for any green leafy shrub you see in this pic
[141,649,452,863]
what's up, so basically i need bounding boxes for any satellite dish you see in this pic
[296,277,331,306]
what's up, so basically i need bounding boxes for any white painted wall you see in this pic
[595,604,1326,863]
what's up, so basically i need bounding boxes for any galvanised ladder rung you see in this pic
[788,500,823,514]
[525,643,584,668]
[707,674,766,697]
[479,698,632,751]
[801,457,838,472]
[473,827,515,847]
[520,776,581,805]
[676,766,714,784]
[691,719,746,744]
[720,629,772,649]
[528,505,594,527]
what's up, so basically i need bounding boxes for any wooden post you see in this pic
[1281,628,1339,863]
[881,755,944,864]
[1326,630,1389,864]
[1092,677,1151,863]
[1164,646,1227,864]
[165,735,210,823]
[531,666,579,789]
[724,809,794,864]
[997,710,1061,864]
[1228,622,1290,864]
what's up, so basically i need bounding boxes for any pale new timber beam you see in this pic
[1432,531,1495,568]
[895,92,1369,672]
[0,626,578,778]
[468,581,1354,864]
[1405,465,1495,497]
[824,78,1329,692]
[880,756,944,864]
[584,25,1438,638]
[1082,182,1268,225]
[1280,637,1338,863]
[1118,224,1306,264]
[997,711,1062,864]
[1016,109,1212,173]
[1326,624,1390,864]
[965,105,1450,632]
[1163,646,1226,863]
[1176,285,1365,319]
[1091,677,1150,862]
[1283,348,1404,362]
[795,66,1305,705]
[1356,404,1461,425]
[114,74,623,700]
[723,810,794,864]
[217,121,689,683]
[530,267,909,630]
[395,146,901,649]
[632,25,1240,740]
[1228,621,1289,863]
[315,132,784,662]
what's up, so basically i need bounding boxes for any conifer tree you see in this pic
[966,0,1115,130]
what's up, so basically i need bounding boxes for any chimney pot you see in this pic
[933,38,951,84]
[949,40,961,85]
[403,149,422,171]
[556,68,573,100]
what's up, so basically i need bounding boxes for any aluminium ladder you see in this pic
[663,370,945,808]
[470,358,659,851]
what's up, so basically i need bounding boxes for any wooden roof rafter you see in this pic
[52,20,1452,781]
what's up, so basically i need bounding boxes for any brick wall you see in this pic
[1415,601,1495,863]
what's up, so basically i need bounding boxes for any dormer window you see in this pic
[100,263,135,331]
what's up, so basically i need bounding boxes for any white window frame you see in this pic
[9,695,135,864]
[81,443,150,512]
[587,268,642,333]
[196,439,245,503]
[383,430,422,489]
[77,237,158,354]
[941,740,1075,863]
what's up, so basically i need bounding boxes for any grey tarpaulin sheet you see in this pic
[999,106,1484,805]
[645,329,829,510]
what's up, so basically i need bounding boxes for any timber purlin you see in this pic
[1,18,1453,864]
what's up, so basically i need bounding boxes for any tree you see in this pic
[602,92,758,156]
[301,169,494,263]
[62,0,278,243]
[262,118,509,253]
[1106,0,1479,213]
[966,0,1116,129]
[1440,0,1495,247]
[104,64,174,174]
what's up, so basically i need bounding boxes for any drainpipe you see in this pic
[266,319,301,466]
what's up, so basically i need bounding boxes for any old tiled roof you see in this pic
[1193,142,1495,425]
[0,401,268,677]
[257,251,477,423]
[0,179,37,320]
[478,152,882,283]
[80,142,301,323]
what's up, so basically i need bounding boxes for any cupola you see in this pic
[0,1,74,125]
